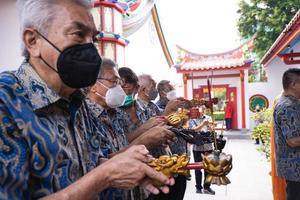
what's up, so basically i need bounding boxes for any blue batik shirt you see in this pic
[134,99,171,158]
[0,62,103,199]
[117,101,167,157]
[274,94,300,182]
[86,99,128,154]
[156,99,168,113]
[136,98,161,118]
[86,99,130,200]
[155,100,188,156]
[116,102,153,200]
[117,100,150,134]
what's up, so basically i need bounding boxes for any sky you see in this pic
[156,0,241,54]
[125,0,242,93]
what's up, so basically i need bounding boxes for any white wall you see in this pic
[265,55,300,103]
[267,43,300,103]
[186,70,246,128]
[0,1,23,72]
[246,42,300,129]
[246,82,271,129]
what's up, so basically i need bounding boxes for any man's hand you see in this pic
[192,120,211,132]
[104,145,175,193]
[164,99,188,116]
[40,146,174,200]
[132,125,176,148]
[127,117,166,143]
[201,120,209,126]
[138,117,166,132]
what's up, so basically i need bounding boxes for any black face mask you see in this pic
[37,31,102,88]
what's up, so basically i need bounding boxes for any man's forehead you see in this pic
[165,83,174,90]
[69,21,95,32]
[53,2,95,32]
[163,83,174,92]
[102,67,120,78]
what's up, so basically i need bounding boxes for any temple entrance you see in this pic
[193,85,238,129]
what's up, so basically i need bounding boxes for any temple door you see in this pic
[227,87,237,129]
[193,88,203,99]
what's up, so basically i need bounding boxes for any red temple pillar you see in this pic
[183,74,188,99]
[240,70,246,128]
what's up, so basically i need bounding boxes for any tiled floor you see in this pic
[183,138,273,200]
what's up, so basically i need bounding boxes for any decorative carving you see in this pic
[203,150,232,185]
[166,108,189,127]
[148,154,190,178]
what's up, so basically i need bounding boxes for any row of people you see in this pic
[85,59,185,200]
[0,0,179,199]
[0,1,197,200]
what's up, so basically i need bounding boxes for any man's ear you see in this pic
[23,28,42,58]
[138,86,145,93]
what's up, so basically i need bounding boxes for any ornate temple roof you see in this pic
[261,10,300,66]
[174,37,255,72]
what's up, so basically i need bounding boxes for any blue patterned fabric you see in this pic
[87,100,147,200]
[133,99,170,158]
[117,101,150,134]
[136,98,161,118]
[0,62,103,199]
[156,99,167,112]
[116,102,152,200]
[274,95,300,182]
[169,137,187,155]
[154,99,188,156]
[86,99,128,155]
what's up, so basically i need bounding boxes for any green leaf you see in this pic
[237,0,300,60]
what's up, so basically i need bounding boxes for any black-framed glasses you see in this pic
[97,77,124,85]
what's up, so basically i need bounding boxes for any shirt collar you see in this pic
[135,99,147,112]
[15,61,60,110]
[284,94,299,101]
[157,99,168,108]
[86,98,105,117]
[137,98,150,107]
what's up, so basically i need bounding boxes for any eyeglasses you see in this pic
[97,77,124,85]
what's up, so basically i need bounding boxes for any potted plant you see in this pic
[251,108,272,160]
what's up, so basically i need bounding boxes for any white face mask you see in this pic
[96,82,126,108]
[166,89,177,101]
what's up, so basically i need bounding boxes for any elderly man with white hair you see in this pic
[137,74,161,117]
[0,0,174,199]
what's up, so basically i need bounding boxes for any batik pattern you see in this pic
[274,95,300,182]
[0,62,103,199]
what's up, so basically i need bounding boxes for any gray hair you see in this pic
[17,0,93,58]
[138,74,154,88]
[83,58,115,94]
[98,58,117,78]
[157,80,170,92]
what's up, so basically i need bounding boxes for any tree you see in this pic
[237,0,300,59]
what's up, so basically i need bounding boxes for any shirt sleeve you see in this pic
[188,119,197,128]
[281,105,300,140]
[0,100,30,199]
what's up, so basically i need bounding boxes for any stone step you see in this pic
[217,129,252,140]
